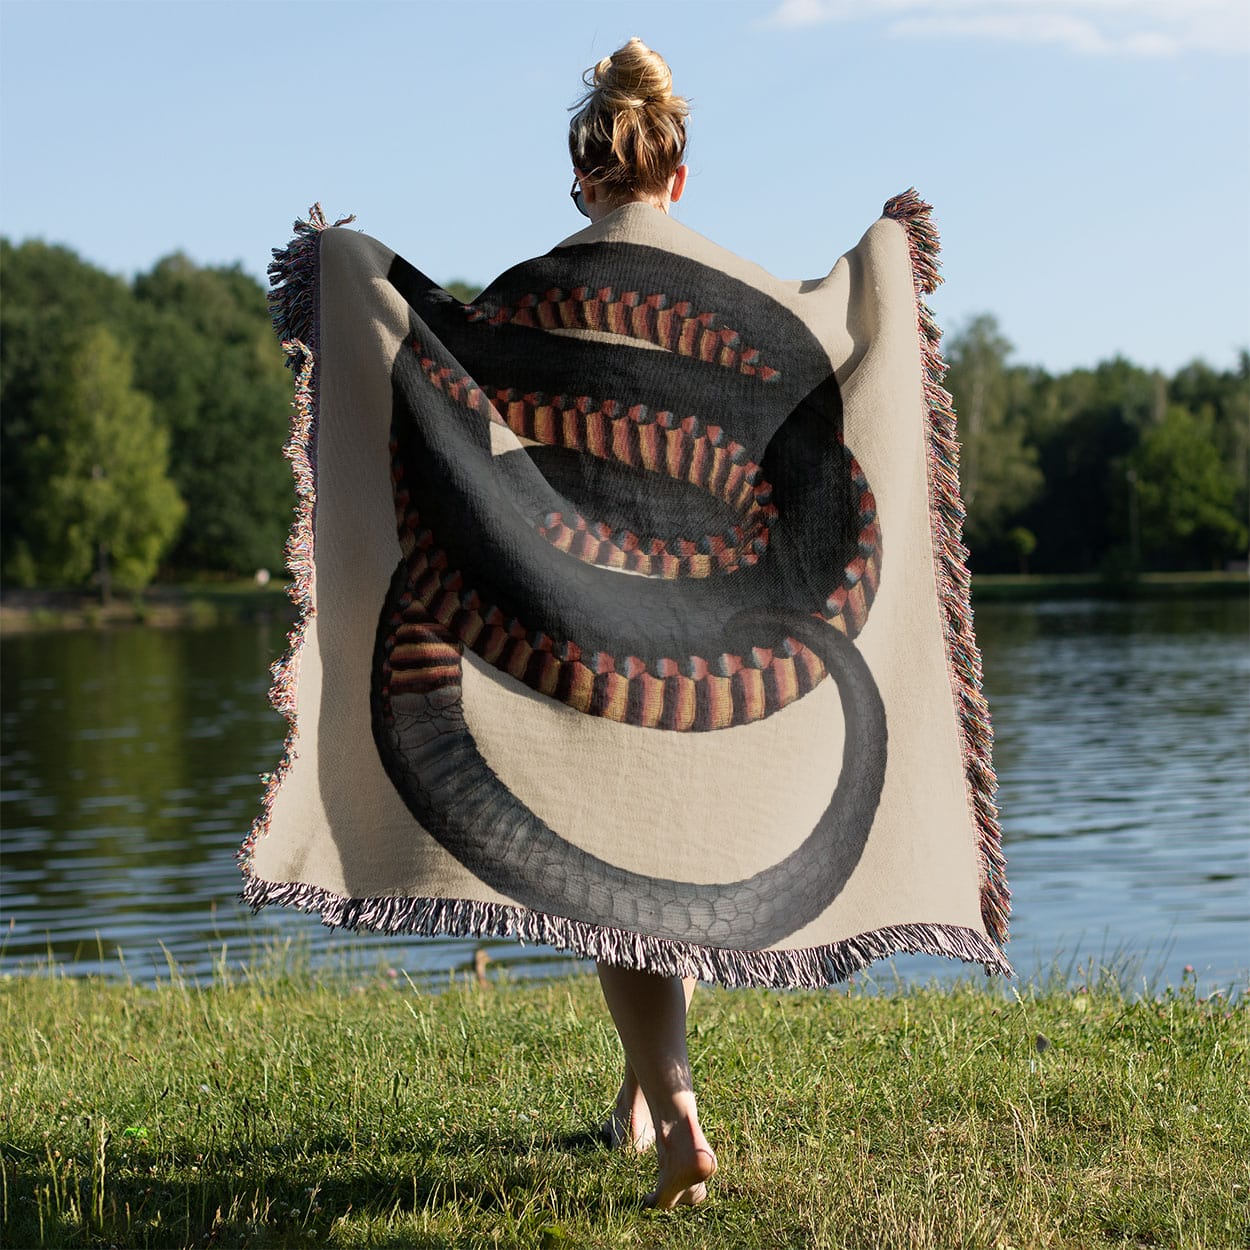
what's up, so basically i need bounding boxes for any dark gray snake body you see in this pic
[372,609,886,946]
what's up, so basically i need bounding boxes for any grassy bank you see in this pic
[2,966,1245,1249]
[969,570,1248,602]
[0,582,293,634]
[1,570,1244,634]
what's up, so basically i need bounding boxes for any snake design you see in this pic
[370,243,888,944]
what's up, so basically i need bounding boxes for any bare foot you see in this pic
[601,1077,655,1151]
[644,1118,717,1210]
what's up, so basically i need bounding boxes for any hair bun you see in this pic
[569,38,689,197]
[595,36,673,109]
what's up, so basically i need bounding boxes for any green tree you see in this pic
[1020,357,1163,573]
[943,315,1043,562]
[1169,353,1250,533]
[443,279,482,303]
[24,327,185,596]
[1,239,139,581]
[131,256,293,574]
[1006,526,1037,574]
[1129,405,1246,570]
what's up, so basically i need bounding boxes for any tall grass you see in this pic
[2,955,1245,1249]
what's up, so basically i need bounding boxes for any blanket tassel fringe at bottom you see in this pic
[241,881,1008,987]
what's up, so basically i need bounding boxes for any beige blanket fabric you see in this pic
[238,192,1011,987]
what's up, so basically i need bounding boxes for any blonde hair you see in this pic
[568,37,689,198]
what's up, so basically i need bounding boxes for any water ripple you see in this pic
[2,600,1246,990]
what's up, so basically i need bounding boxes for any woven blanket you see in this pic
[238,192,1011,987]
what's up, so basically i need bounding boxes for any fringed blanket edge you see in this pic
[237,204,353,877]
[240,872,1013,987]
[882,189,1011,953]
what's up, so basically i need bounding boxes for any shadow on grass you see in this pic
[4,1126,636,1250]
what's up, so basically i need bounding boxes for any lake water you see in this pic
[2,597,1247,993]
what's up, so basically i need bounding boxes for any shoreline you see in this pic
[0,582,294,634]
[967,569,1248,602]
[1,570,1245,635]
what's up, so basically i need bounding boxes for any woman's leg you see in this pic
[596,963,717,1208]
[602,977,696,1151]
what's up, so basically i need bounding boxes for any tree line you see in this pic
[945,315,1247,575]
[2,239,294,595]
[1,238,1245,595]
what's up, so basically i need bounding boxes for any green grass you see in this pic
[1,961,1246,1249]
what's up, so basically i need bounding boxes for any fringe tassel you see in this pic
[237,206,351,876]
[241,874,1014,988]
[882,189,1011,948]
[265,203,356,354]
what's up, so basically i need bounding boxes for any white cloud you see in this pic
[766,0,1250,57]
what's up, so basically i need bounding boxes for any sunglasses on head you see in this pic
[570,176,589,219]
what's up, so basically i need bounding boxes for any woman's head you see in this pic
[568,38,688,202]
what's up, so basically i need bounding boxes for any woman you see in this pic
[566,37,717,1210]
[246,33,1009,1221]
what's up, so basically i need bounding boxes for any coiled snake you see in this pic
[370,244,888,946]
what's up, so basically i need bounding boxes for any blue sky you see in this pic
[2,0,1246,374]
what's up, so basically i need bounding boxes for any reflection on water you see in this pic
[2,597,1246,989]
[967,596,1249,990]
